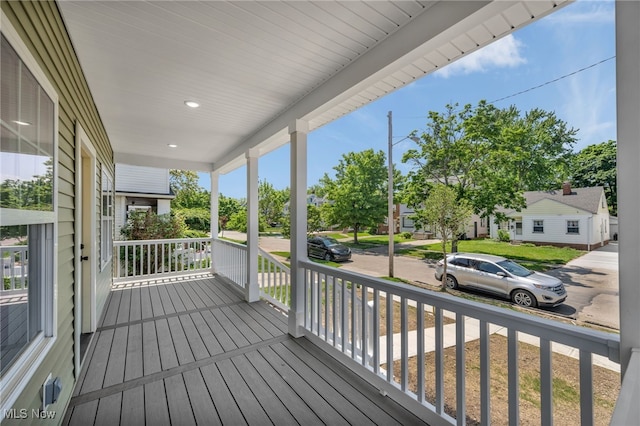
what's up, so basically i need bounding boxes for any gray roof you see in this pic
[505,186,605,215]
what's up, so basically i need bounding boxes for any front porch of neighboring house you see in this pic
[59,234,622,424]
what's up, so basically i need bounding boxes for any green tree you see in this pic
[402,101,576,250]
[170,170,210,210]
[307,204,323,235]
[258,180,287,226]
[120,210,186,240]
[419,185,472,289]
[226,209,266,233]
[321,149,388,244]
[218,194,242,236]
[570,140,617,215]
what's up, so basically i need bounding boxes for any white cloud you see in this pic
[435,35,526,78]
[545,0,614,25]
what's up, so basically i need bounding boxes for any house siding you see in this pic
[115,164,170,194]
[2,1,113,424]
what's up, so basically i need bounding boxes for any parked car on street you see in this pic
[435,253,566,308]
[307,237,352,262]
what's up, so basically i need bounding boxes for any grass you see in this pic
[396,239,583,270]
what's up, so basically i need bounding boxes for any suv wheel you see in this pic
[445,275,458,289]
[512,289,537,308]
[324,252,332,261]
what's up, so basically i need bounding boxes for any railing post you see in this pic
[210,170,219,275]
[245,149,260,302]
[288,119,308,337]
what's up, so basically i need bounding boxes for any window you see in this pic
[477,262,503,275]
[533,220,544,233]
[402,216,415,228]
[101,168,114,270]
[0,24,57,407]
[450,257,471,268]
[567,220,580,234]
[480,217,486,228]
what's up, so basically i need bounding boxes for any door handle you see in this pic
[81,256,89,262]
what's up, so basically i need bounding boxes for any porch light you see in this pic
[184,100,199,108]
[167,144,178,148]
[13,120,31,126]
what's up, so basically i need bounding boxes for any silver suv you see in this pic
[435,253,566,308]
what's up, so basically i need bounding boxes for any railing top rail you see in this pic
[213,238,247,250]
[258,247,290,272]
[300,259,620,362]
[0,246,28,250]
[114,237,212,246]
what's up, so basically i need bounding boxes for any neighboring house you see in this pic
[114,164,175,239]
[283,193,327,215]
[398,204,489,239]
[489,183,610,250]
[610,216,618,241]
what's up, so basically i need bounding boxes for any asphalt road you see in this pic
[227,232,620,330]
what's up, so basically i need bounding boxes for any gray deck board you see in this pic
[103,326,128,387]
[144,380,170,425]
[124,323,143,382]
[65,274,430,426]
[120,387,144,426]
[142,321,161,375]
[182,368,222,425]
[165,374,196,426]
[95,393,121,426]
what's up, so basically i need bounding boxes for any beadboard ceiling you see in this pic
[58,0,567,173]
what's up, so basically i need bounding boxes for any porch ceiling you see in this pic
[57,0,567,173]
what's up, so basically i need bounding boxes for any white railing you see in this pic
[611,348,640,424]
[114,237,212,283]
[212,239,247,292]
[1,246,28,292]
[258,248,290,311]
[299,260,620,425]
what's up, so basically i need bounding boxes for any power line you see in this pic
[398,55,616,120]
[488,56,616,104]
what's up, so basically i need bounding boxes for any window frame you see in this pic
[101,166,114,271]
[533,220,544,233]
[567,220,580,235]
[0,12,59,413]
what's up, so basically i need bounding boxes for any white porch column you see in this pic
[616,0,640,377]
[288,119,308,337]
[245,149,260,302]
[210,171,220,239]
[210,170,219,275]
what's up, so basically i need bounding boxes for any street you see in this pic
[224,232,620,330]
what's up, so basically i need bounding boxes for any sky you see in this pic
[204,0,616,200]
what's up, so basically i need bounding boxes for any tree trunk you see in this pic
[451,237,459,253]
[354,223,359,244]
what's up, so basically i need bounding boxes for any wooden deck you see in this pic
[64,275,427,425]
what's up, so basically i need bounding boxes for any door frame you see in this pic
[74,122,97,376]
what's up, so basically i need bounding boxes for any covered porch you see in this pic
[64,274,424,425]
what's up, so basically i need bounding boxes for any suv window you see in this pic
[450,257,471,267]
[477,261,503,274]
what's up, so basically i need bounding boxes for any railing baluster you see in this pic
[401,297,408,391]
[456,313,466,426]
[508,328,520,425]
[435,307,444,415]
[341,278,347,353]
[417,302,425,403]
[361,284,368,366]
[480,320,491,426]
[373,289,380,374]
[540,338,553,426]
[580,350,594,426]
[386,291,393,383]
[325,274,330,342]
[351,280,356,360]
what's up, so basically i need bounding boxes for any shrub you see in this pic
[184,229,208,238]
[497,229,511,242]
[402,232,413,240]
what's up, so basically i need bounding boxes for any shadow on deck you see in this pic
[63,274,427,425]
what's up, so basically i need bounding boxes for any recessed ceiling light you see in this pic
[13,120,31,126]
[184,101,199,108]
[167,144,178,148]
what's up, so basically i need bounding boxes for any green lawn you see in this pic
[396,239,584,270]
[338,234,414,249]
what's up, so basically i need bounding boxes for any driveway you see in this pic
[545,243,619,330]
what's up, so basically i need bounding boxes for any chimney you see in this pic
[562,181,572,196]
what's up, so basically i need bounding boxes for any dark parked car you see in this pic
[435,253,567,308]
[307,237,351,262]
